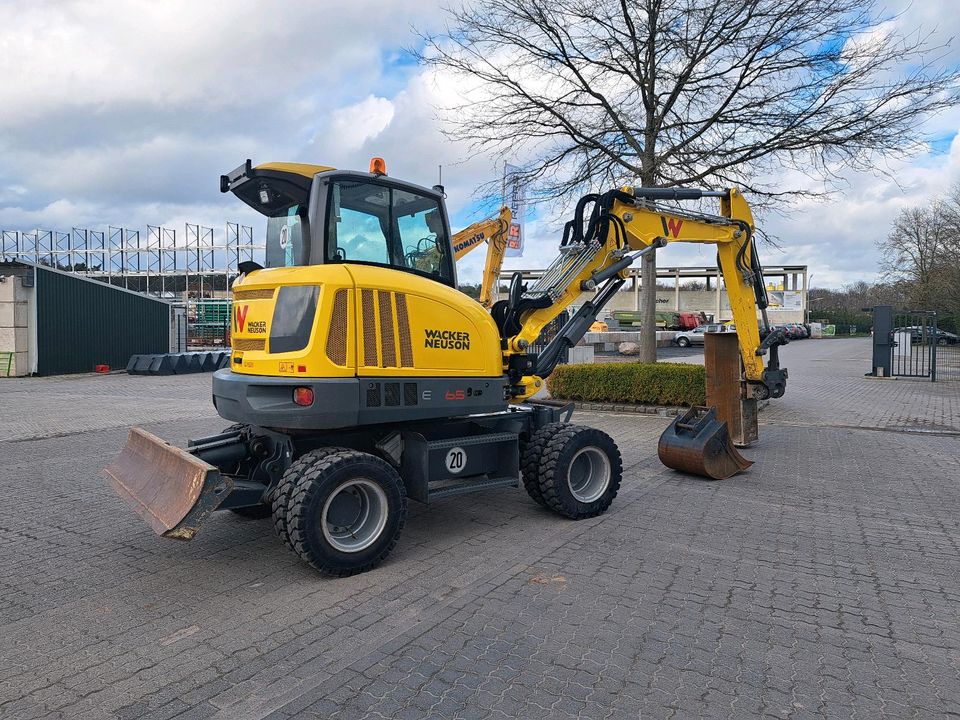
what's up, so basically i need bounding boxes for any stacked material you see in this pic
[126,351,230,376]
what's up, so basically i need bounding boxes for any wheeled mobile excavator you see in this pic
[105,159,788,576]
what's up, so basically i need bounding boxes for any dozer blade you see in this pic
[657,406,753,480]
[103,428,234,540]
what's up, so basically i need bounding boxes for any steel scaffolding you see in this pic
[1,222,260,299]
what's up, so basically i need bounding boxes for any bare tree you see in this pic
[418,0,960,361]
[880,205,950,310]
[933,188,960,327]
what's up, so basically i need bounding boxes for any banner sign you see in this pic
[767,290,803,311]
[504,164,527,257]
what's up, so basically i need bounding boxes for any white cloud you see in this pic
[324,96,396,153]
[2,0,960,292]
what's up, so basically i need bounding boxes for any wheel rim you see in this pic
[567,447,611,503]
[320,479,389,553]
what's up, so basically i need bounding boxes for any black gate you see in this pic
[890,311,936,379]
[871,306,959,381]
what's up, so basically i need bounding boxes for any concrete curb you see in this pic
[571,401,687,417]
[570,399,770,417]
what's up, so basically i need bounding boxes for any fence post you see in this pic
[870,305,893,377]
[931,312,938,382]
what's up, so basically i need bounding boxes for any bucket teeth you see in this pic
[103,428,233,540]
[657,406,753,480]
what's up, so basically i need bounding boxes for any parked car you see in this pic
[781,323,807,339]
[674,323,731,347]
[895,326,959,345]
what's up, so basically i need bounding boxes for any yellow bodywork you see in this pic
[230,264,503,380]
[451,206,512,308]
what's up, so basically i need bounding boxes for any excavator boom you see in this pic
[497,186,787,401]
[451,206,512,308]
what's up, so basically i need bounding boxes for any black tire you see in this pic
[537,425,622,519]
[286,450,407,576]
[271,447,348,550]
[677,337,690,348]
[937,337,947,346]
[230,504,272,519]
[519,422,568,507]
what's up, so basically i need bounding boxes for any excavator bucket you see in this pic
[657,406,753,480]
[103,428,234,540]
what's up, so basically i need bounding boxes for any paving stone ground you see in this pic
[1,338,958,719]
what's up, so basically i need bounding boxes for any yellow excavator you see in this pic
[450,205,512,308]
[105,158,787,576]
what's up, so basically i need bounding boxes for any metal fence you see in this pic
[173,300,232,351]
[871,306,959,381]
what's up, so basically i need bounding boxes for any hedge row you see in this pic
[547,362,706,406]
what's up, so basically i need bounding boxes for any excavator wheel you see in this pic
[537,425,622,520]
[271,447,348,549]
[519,422,568,507]
[284,449,407,576]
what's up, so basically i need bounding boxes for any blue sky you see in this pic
[1,0,959,289]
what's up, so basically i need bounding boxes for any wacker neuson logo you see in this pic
[424,329,471,350]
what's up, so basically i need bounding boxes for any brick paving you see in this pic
[1,338,958,719]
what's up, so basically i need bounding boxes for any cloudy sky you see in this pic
[1,0,958,288]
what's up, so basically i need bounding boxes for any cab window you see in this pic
[327,180,453,285]
[265,205,307,268]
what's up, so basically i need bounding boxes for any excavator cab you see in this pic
[221,159,457,286]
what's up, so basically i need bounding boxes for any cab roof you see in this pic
[254,161,336,178]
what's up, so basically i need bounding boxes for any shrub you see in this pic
[547,362,706,406]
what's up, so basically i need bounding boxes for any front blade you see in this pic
[657,406,753,480]
[103,428,234,540]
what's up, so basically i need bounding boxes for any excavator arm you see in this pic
[451,206,512,308]
[498,187,787,401]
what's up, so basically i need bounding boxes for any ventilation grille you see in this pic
[378,291,397,367]
[325,289,348,366]
[361,288,378,366]
[366,384,381,407]
[404,382,418,406]
[233,338,265,351]
[384,382,400,406]
[356,290,414,369]
[233,288,275,300]
[395,293,414,367]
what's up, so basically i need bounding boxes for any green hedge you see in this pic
[547,362,706,406]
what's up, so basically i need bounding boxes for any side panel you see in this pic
[212,369,508,430]
[357,376,507,425]
[345,265,502,378]
[231,264,356,378]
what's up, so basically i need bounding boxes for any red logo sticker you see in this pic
[234,304,249,332]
